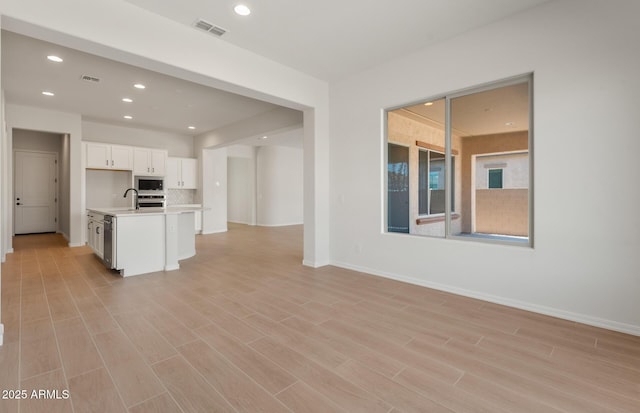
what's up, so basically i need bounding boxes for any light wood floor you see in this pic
[1,224,639,413]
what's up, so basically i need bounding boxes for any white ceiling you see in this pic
[1,30,287,137]
[1,1,548,140]
[124,0,551,81]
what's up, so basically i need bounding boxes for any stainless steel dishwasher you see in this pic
[103,215,115,269]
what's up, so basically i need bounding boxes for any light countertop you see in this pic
[87,206,204,217]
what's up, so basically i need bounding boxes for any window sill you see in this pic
[416,213,460,225]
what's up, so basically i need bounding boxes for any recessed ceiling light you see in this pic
[42,91,55,96]
[260,136,268,140]
[124,115,133,120]
[234,4,251,16]
[505,122,515,126]
[122,98,133,103]
[424,102,434,106]
[47,55,63,63]
[188,126,196,130]
[133,83,146,89]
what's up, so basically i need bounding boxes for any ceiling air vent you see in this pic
[193,19,227,37]
[80,75,101,83]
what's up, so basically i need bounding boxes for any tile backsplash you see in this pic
[167,189,196,205]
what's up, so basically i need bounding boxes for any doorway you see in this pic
[14,150,58,234]
[228,156,253,225]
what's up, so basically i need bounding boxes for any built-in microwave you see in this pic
[136,177,164,191]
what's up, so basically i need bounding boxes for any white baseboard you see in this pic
[2,249,14,263]
[258,222,304,227]
[165,264,180,271]
[201,229,228,235]
[302,259,331,268]
[228,220,252,225]
[0,323,4,346]
[57,230,70,242]
[331,260,640,337]
[68,242,85,247]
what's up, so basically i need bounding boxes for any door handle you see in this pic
[16,202,21,205]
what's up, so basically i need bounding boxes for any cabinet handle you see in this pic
[96,227,100,235]
[148,167,150,172]
[106,160,109,166]
[152,167,155,173]
[111,160,114,166]
[181,181,184,187]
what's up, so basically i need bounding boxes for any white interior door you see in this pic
[14,150,58,234]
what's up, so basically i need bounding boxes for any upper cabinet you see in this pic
[133,148,167,176]
[85,142,169,176]
[166,157,197,189]
[86,143,133,170]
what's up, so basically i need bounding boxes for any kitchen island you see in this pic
[86,206,203,276]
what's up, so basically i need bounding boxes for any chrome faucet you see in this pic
[123,188,139,210]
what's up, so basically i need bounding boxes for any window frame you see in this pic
[383,73,534,247]
[418,148,454,217]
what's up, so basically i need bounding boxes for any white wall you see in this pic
[227,142,304,227]
[201,148,228,234]
[60,134,70,239]
[330,0,640,334]
[227,157,252,225]
[13,129,61,152]
[196,108,302,150]
[82,121,194,157]
[226,145,257,226]
[85,170,131,209]
[257,145,304,226]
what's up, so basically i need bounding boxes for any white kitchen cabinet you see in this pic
[134,148,167,176]
[195,210,202,233]
[87,219,94,249]
[86,143,133,170]
[169,204,202,233]
[87,212,105,258]
[94,221,104,258]
[166,157,197,189]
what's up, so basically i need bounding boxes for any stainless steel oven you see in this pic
[137,194,167,208]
